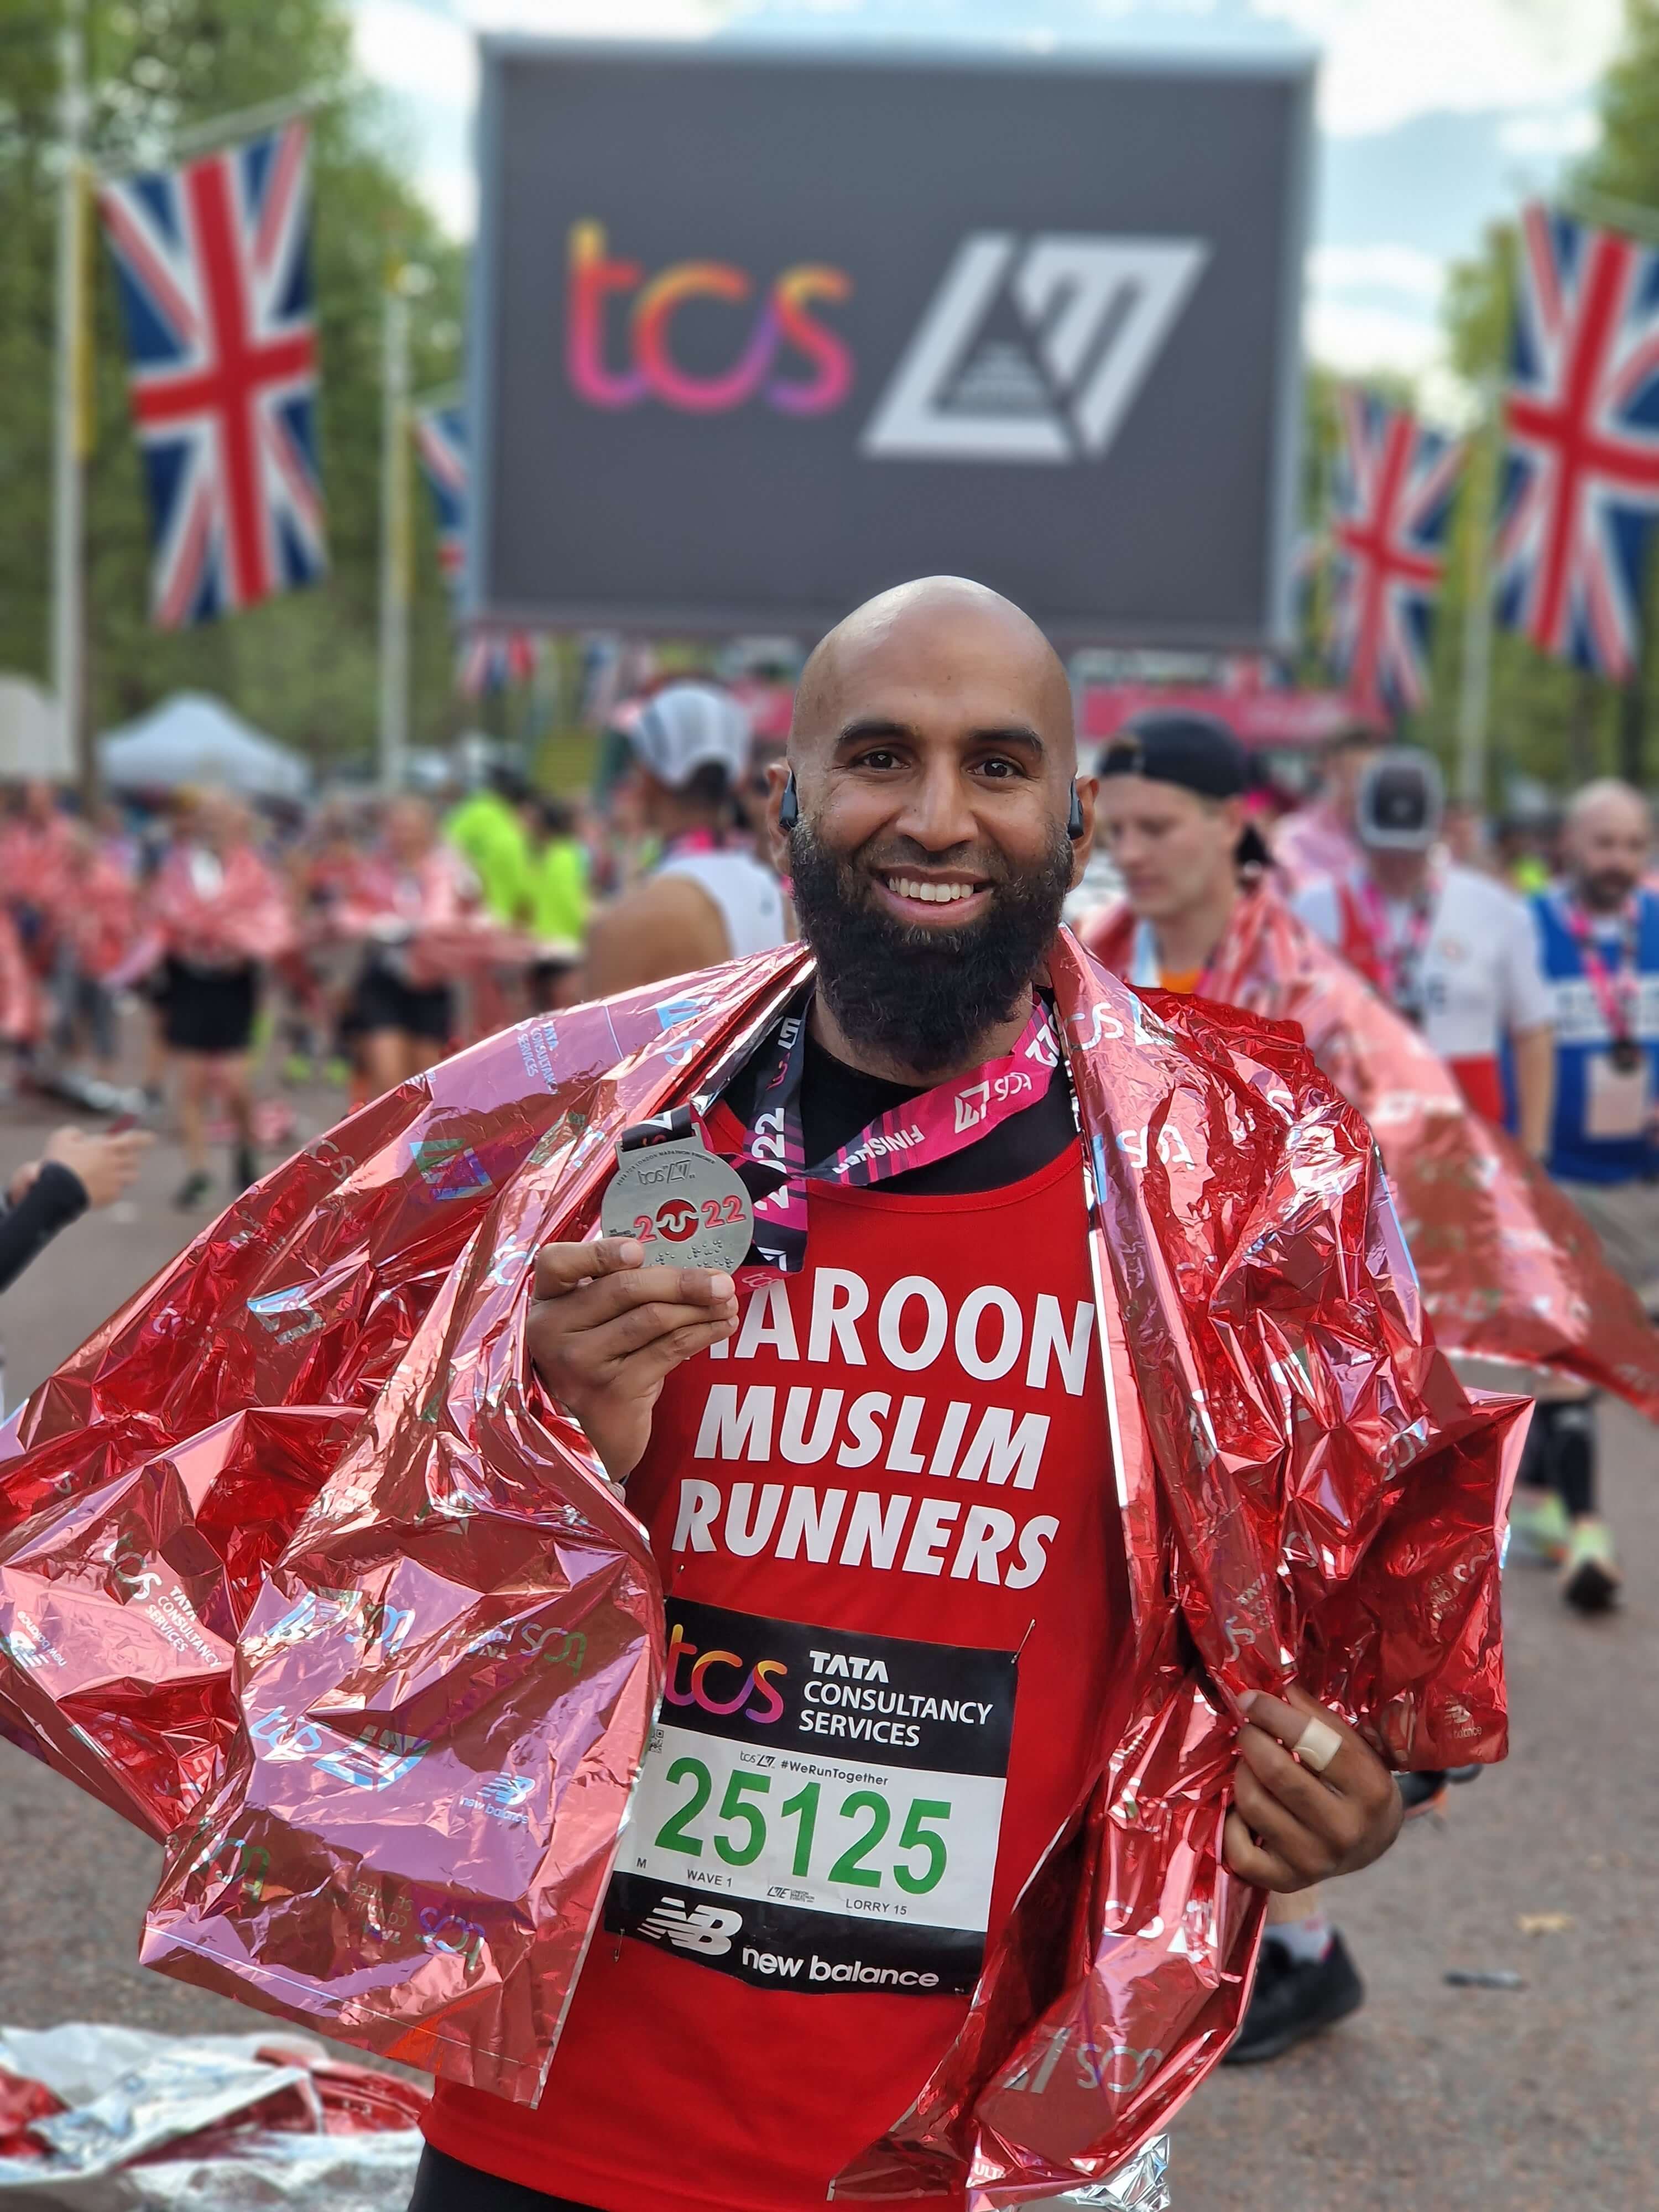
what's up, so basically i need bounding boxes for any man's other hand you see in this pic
[528,1237,739,1483]
[1223,1684,1405,1892]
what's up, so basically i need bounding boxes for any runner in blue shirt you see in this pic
[1515,779,1659,1612]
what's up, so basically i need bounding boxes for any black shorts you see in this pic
[408,2146,596,2211]
[160,958,259,1055]
[343,956,453,1046]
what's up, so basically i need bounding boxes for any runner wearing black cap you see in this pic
[1089,714,1271,999]
[1085,712,1445,2065]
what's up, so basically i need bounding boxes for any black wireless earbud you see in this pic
[1067,781,1085,840]
[779,769,800,830]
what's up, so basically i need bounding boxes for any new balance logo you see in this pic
[862,232,1208,464]
[638,1897,744,1955]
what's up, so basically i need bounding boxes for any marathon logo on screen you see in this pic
[862,232,1210,463]
[565,221,1208,466]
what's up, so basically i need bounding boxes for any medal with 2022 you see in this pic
[601,1110,754,1273]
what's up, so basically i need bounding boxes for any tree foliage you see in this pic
[0,0,468,769]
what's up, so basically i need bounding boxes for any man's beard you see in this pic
[787,822,1073,1078]
[1584,867,1640,910]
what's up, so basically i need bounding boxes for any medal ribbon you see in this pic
[732,996,1061,1275]
[1562,893,1641,1054]
[1354,872,1437,1022]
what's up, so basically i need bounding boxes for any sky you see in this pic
[348,0,1627,416]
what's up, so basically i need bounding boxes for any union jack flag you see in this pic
[1327,387,1462,719]
[1495,202,1659,680]
[98,122,325,629]
[413,403,466,608]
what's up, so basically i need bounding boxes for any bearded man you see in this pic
[0,586,1512,2212]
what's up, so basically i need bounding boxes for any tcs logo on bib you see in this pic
[567,220,853,416]
[666,1619,787,1724]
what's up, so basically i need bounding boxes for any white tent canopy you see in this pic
[98,692,310,801]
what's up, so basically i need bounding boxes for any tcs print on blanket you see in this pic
[1084,884,1659,1416]
[0,933,1519,2203]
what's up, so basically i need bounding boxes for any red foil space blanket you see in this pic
[1084,885,1659,1416]
[0,933,1522,2205]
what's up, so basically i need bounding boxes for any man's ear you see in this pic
[764,758,796,876]
[1067,776,1098,890]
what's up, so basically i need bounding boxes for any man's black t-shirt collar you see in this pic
[719,997,1076,1198]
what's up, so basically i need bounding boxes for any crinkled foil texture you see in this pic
[0,935,1519,2203]
[0,2022,425,2208]
[1086,885,1659,1416]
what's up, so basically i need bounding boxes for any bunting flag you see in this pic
[459,629,539,698]
[98,122,325,628]
[1327,386,1462,719]
[411,404,537,694]
[412,403,467,609]
[1494,202,1659,681]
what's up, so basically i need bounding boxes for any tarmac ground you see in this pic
[0,1068,1653,2211]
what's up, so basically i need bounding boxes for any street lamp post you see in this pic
[379,262,431,794]
[51,0,89,792]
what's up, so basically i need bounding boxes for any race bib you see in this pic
[1586,1052,1652,1140]
[604,1599,1016,1995]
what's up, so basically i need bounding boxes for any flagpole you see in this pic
[51,0,88,795]
[1455,370,1500,807]
[378,263,424,795]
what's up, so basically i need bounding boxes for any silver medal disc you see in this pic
[601,1131,755,1273]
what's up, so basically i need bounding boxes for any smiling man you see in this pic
[408,580,1442,2212]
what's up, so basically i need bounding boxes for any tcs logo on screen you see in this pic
[566,220,853,416]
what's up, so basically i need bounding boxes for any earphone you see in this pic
[782,768,1084,837]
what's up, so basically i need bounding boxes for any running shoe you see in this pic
[1222,1930,1365,2065]
[1507,1488,1570,1566]
[1397,1770,1448,1819]
[1561,1519,1620,1615]
[173,1171,212,1211]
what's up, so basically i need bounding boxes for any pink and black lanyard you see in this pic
[720,994,1062,1276]
[1355,875,1436,1024]
[1562,895,1644,1071]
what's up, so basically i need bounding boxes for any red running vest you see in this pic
[425,1131,1125,2212]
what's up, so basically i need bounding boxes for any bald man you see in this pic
[1508,779,1659,1610]
[410,579,1408,2212]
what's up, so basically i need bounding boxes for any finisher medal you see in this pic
[601,1106,754,1274]
[1610,1036,1643,1075]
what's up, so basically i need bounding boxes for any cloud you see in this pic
[422,162,478,236]
[1310,242,1443,301]
[354,0,478,107]
[1305,295,1443,376]
[1498,105,1598,158]
[1254,0,1623,137]
[461,0,724,33]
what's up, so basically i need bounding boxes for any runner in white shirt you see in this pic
[1293,749,1555,1147]
[583,684,791,995]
